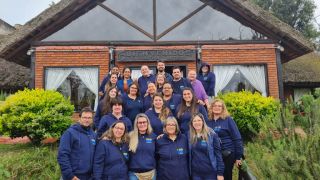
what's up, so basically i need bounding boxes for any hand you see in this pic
[217,175,224,180]
[72,176,80,180]
[157,134,164,140]
[98,91,104,97]
[235,159,242,168]
[197,100,205,105]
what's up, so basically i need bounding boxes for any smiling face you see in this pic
[165,121,177,135]
[129,84,138,95]
[141,65,150,76]
[183,89,193,103]
[111,67,119,75]
[109,88,117,98]
[192,115,204,132]
[212,101,224,115]
[153,95,164,109]
[123,68,131,79]
[162,83,173,96]
[79,112,93,127]
[156,75,165,85]
[137,117,148,134]
[112,103,123,114]
[113,122,125,139]
[147,83,156,94]
[157,62,165,72]
[172,68,181,80]
[110,74,118,84]
[187,70,197,82]
[201,66,209,73]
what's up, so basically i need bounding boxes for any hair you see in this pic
[105,72,118,93]
[152,93,171,122]
[129,113,153,153]
[100,121,129,143]
[101,87,119,115]
[172,66,181,72]
[157,60,165,65]
[189,113,213,145]
[79,107,94,117]
[144,82,156,97]
[208,98,230,120]
[163,116,180,135]
[122,66,132,79]
[155,74,167,89]
[110,97,123,108]
[177,87,198,118]
[127,81,140,96]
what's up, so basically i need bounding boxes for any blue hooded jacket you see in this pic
[197,63,216,96]
[164,93,182,115]
[188,129,224,177]
[138,74,156,96]
[97,113,132,138]
[156,133,189,180]
[93,140,129,179]
[122,93,144,124]
[57,123,97,180]
[145,108,171,136]
[171,78,193,95]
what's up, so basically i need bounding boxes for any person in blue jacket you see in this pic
[162,82,182,115]
[176,87,208,134]
[128,113,157,180]
[117,67,133,95]
[197,62,216,97]
[207,99,243,180]
[188,113,224,180]
[145,93,172,135]
[93,121,130,180]
[156,61,173,83]
[143,82,157,112]
[156,116,189,180]
[57,107,97,180]
[122,82,143,124]
[97,97,132,137]
[171,66,193,95]
[98,66,121,97]
[138,65,156,96]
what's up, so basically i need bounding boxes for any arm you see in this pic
[97,117,108,138]
[212,133,224,176]
[93,103,102,130]
[209,73,216,96]
[199,105,209,122]
[228,117,243,160]
[93,141,106,180]
[57,131,75,180]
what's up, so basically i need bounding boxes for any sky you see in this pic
[0,0,319,29]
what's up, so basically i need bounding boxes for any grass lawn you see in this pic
[0,143,60,179]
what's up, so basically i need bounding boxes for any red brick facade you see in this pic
[35,44,279,98]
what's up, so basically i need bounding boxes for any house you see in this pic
[0,0,314,110]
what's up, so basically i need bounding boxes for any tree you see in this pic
[251,0,320,42]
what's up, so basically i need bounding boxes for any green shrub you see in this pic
[218,91,280,139]
[0,89,74,145]
[0,90,9,101]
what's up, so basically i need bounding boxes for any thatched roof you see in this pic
[0,58,30,91]
[0,0,314,67]
[283,52,320,87]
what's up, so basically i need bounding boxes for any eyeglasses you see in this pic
[114,126,125,131]
[81,117,92,120]
[137,121,148,125]
[166,123,176,127]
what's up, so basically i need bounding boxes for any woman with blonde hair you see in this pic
[189,113,224,180]
[128,113,157,180]
[93,121,129,179]
[207,99,243,180]
[145,93,172,135]
[156,117,189,180]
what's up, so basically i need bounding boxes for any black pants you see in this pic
[223,152,235,180]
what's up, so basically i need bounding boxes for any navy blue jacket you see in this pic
[117,79,133,94]
[57,123,97,180]
[207,116,243,160]
[129,133,157,172]
[143,94,153,112]
[164,94,182,115]
[93,140,129,179]
[156,133,189,180]
[175,104,208,134]
[98,74,122,94]
[93,101,108,130]
[145,108,166,136]
[122,94,144,124]
[197,63,216,96]
[171,78,193,95]
[138,74,156,96]
[188,130,224,177]
[97,113,132,137]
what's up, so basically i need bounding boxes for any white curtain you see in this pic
[238,65,267,96]
[45,68,73,90]
[213,65,238,96]
[294,88,311,102]
[73,68,99,110]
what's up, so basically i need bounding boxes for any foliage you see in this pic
[246,96,320,179]
[0,143,60,179]
[0,90,10,101]
[0,89,74,145]
[251,0,320,41]
[218,91,280,139]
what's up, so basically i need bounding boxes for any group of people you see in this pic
[57,61,243,180]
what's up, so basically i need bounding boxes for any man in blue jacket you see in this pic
[57,107,97,180]
[171,66,193,95]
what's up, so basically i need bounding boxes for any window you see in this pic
[45,67,99,111]
[213,65,267,96]
[130,67,155,81]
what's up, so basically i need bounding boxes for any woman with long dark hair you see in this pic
[117,67,133,95]
[122,82,143,124]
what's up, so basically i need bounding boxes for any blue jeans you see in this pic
[128,171,156,180]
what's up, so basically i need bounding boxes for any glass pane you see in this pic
[44,6,151,41]
[103,0,153,34]
[222,69,259,94]
[160,6,265,41]
[157,0,204,33]
[57,71,96,111]
[130,67,155,81]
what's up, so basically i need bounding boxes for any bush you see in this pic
[0,89,74,145]
[218,91,279,139]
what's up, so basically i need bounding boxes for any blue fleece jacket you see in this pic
[98,74,122,94]
[145,108,165,136]
[117,79,133,94]
[138,74,156,96]
[197,63,216,96]
[164,94,182,115]
[93,100,107,130]
[129,133,157,172]
[143,94,153,112]
[97,113,132,138]
[93,140,129,179]
[57,123,97,180]
[171,78,193,95]
[175,104,208,134]
[156,133,189,180]
[207,116,243,160]
[188,130,224,177]
[122,94,143,124]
